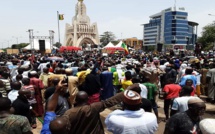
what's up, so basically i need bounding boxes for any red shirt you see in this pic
[49,68,54,73]
[163,84,181,99]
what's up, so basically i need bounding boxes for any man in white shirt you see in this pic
[131,77,147,99]
[8,82,22,103]
[171,86,199,116]
[38,61,48,73]
[11,68,28,82]
[105,90,158,134]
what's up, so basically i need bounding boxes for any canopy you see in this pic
[46,56,64,61]
[59,46,82,52]
[116,41,123,47]
[22,39,57,50]
[105,47,124,50]
[103,42,115,49]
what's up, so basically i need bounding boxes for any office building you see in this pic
[143,7,198,50]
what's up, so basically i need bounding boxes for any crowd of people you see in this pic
[0,50,214,134]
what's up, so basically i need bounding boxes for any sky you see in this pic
[0,0,215,47]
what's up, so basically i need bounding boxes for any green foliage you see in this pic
[100,31,116,47]
[198,21,215,50]
[53,42,62,48]
[112,41,119,45]
[10,43,29,49]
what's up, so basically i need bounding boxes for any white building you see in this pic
[64,0,100,47]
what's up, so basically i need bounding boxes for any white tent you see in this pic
[22,39,57,50]
[116,41,123,48]
[103,42,115,49]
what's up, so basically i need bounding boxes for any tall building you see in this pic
[64,0,100,47]
[143,7,198,50]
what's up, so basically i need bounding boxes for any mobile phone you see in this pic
[62,76,69,86]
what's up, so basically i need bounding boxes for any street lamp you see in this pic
[0,42,6,49]
[5,40,12,48]
[12,36,22,44]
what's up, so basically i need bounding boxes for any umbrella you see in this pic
[46,56,64,61]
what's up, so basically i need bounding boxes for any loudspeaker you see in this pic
[157,43,163,52]
[39,40,45,51]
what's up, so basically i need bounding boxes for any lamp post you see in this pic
[0,42,6,49]
[12,36,22,45]
[140,24,144,50]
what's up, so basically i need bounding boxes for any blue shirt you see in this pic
[41,112,56,134]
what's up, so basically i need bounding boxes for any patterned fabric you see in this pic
[30,77,44,116]
[1,79,11,92]
[22,85,37,104]
[0,115,31,134]
[0,87,7,97]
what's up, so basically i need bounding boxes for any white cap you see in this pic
[200,119,215,134]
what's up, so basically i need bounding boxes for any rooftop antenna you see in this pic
[174,0,177,11]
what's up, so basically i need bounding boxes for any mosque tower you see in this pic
[64,0,100,47]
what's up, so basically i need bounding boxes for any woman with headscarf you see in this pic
[176,63,187,83]
[78,74,101,104]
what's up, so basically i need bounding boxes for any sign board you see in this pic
[6,49,19,54]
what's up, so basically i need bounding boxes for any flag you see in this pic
[59,14,64,20]
[121,43,129,55]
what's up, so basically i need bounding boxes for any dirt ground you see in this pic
[32,98,215,134]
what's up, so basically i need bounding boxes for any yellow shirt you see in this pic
[121,80,133,90]
[39,72,53,87]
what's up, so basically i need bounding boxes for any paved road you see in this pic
[32,98,215,134]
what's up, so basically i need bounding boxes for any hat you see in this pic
[123,90,141,105]
[199,119,215,134]
[30,71,37,75]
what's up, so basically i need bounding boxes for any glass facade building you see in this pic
[143,7,198,48]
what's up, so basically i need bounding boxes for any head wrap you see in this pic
[123,90,141,105]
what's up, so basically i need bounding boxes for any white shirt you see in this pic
[105,109,158,134]
[172,96,199,112]
[38,63,48,73]
[164,62,169,66]
[8,90,19,103]
[139,84,148,99]
[23,70,31,78]
[12,75,28,82]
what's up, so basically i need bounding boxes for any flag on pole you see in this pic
[59,14,64,20]
[121,43,129,55]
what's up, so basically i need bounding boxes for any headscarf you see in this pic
[174,59,180,69]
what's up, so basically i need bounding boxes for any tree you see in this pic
[11,43,29,49]
[100,31,116,47]
[198,21,215,50]
[53,42,62,48]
